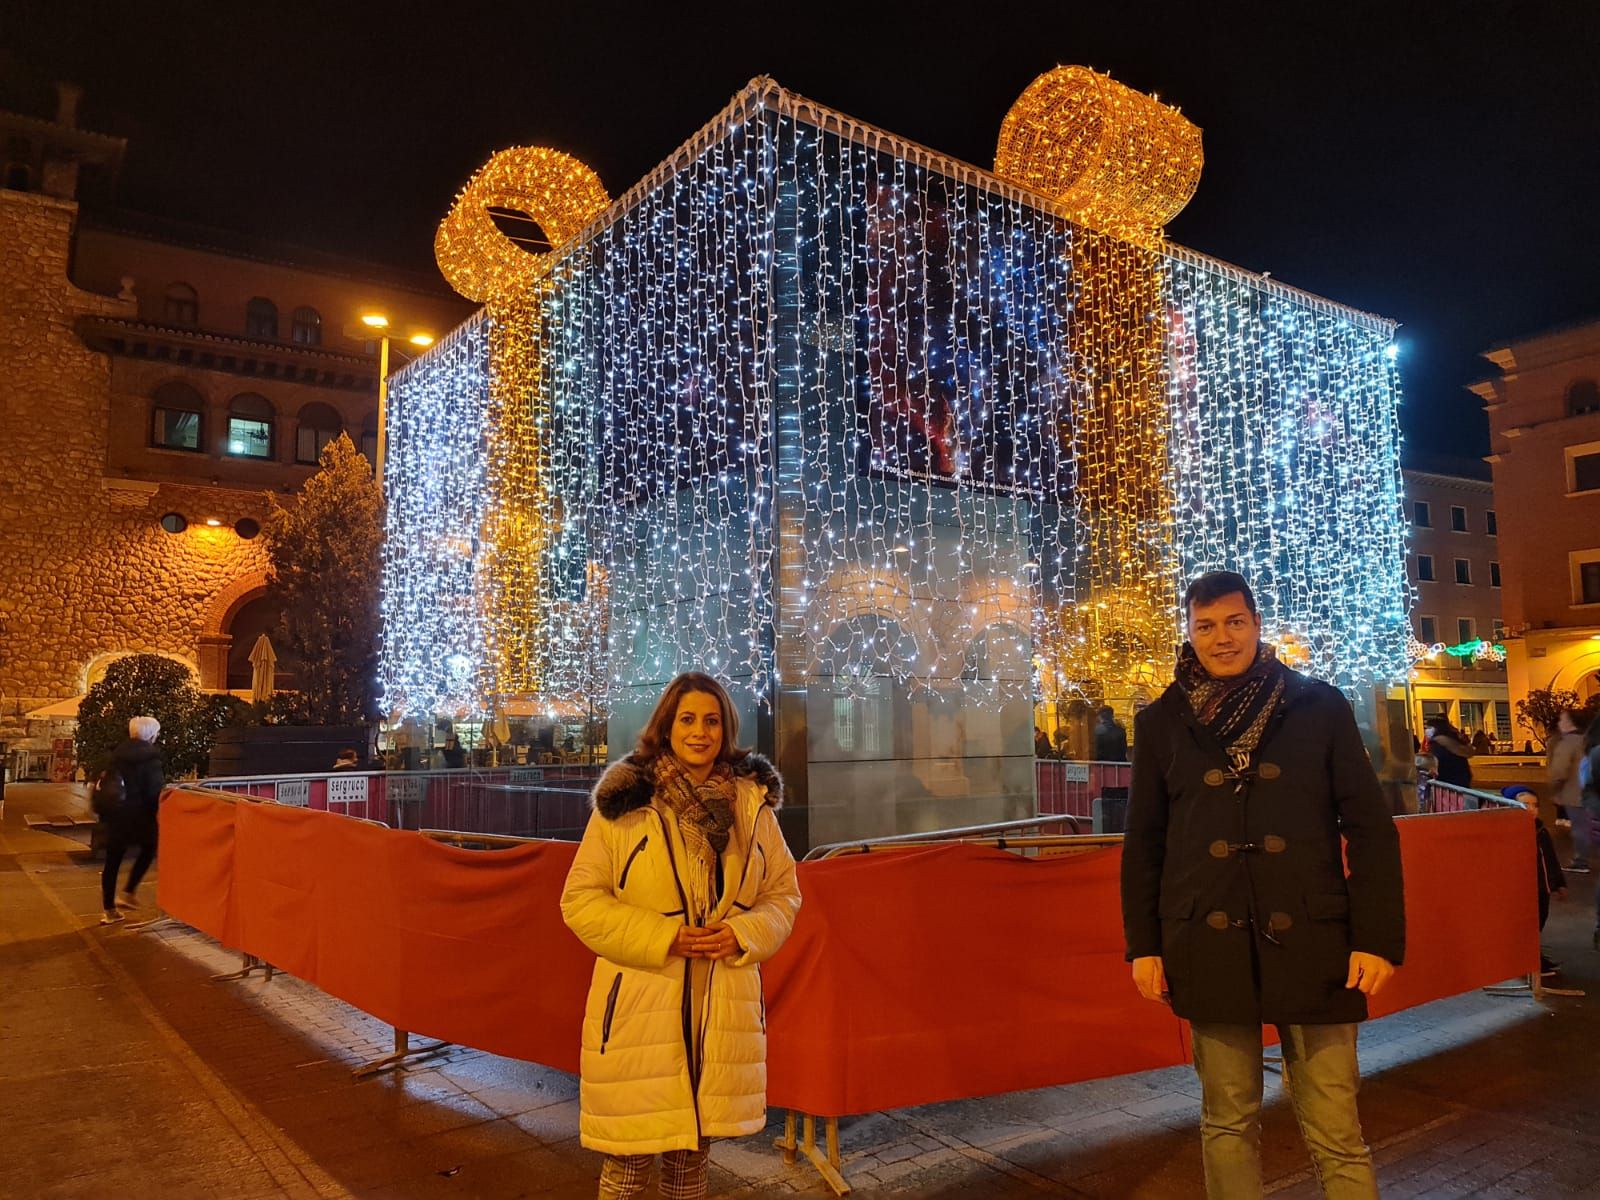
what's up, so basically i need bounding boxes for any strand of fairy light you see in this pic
[377,317,490,717]
[1165,258,1410,687]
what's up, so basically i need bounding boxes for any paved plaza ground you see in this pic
[4,781,1600,1198]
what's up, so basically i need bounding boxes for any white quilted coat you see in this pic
[559,753,801,1155]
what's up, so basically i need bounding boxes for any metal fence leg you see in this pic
[1484,971,1584,999]
[352,1026,451,1079]
[772,1109,850,1195]
[211,952,276,982]
[126,910,178,934]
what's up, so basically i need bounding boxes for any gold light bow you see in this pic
[994,66,1203,248]
[435,146,610,303]
[435,148,609,699]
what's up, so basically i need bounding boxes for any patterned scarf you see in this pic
[654,754,737,914]
[1175,641,1287,769]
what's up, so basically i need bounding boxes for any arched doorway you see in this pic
[224,594,301,692]
[1579,669,1599,705]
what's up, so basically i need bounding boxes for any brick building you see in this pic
[0,84,470,756]
[1471,316,1600,741]
[1400,456,1508,745]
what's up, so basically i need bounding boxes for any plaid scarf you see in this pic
[654,754,737,914]
[1175,641,1286,769]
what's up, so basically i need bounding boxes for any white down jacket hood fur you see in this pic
[559,752,801,1156]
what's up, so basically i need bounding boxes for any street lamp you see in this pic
[349,312,435,494]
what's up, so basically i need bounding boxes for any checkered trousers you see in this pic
[598,1140,711,1199]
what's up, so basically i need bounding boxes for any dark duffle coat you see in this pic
[1120,669,1405,1026]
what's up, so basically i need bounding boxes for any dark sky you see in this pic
[6,2,1598,461]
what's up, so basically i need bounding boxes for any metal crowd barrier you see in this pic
[1414,779,1525,816]
[1036,759,1133,825]
[197,764,604,839]
[805,813,1099,861]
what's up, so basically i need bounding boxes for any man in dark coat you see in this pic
[101,715,166,924]
[1092,706,1128,762]
[1121,571,1404,1197]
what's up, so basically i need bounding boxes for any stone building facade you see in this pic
[0,93,470,750]
[1471,316,1600,739]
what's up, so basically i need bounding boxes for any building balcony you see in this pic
[76,316,377,393]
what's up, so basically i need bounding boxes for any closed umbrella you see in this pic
[248,634,278,704]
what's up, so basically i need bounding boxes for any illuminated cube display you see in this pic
[380,78,1408,842]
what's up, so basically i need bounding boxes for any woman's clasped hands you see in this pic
[671,922,741,960]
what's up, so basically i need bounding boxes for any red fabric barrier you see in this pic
[1369,809,1537,1017]
[763,843,1188,1114]
[156,788,237,937]
[158,792,1536,1119]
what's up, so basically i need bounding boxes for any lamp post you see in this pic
[349,312,434,495]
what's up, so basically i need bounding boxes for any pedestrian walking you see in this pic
[560,672,801,1200]
[1121,571,1405,1197]
[1547,710,1588,872]
[99,716,165,925]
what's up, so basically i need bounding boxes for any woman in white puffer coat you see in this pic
[560,672,801,1200]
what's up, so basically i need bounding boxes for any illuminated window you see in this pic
[226,393,274,458]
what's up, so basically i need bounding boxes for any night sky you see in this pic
[6,2,1597,462]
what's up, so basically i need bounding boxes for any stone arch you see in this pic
[203,569,272,638]
[1553,648,1600,699]
[197,570,272,690]
[80,649,199,693]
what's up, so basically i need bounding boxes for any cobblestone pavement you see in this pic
[5,786,1598,1198]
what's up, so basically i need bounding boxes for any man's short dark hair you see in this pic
[1098,706,1115,722]
[1184,571,1257,617]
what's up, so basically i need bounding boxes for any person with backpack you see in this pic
[98,716,165,926]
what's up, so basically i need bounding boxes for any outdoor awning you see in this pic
[24,696,85,721]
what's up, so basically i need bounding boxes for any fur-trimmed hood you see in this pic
[591,752,783,820]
